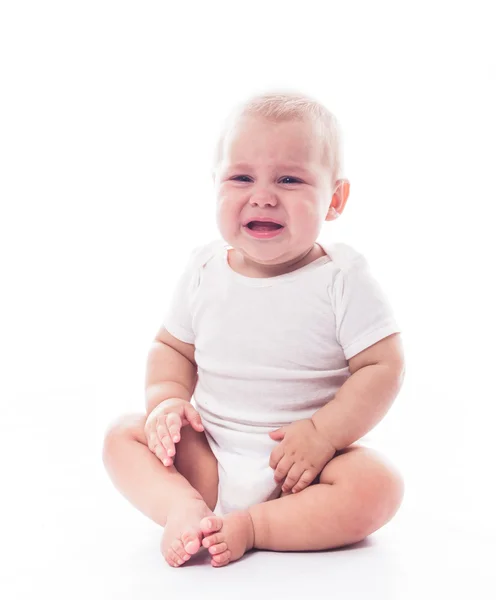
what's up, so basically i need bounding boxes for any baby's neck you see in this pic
[229,244,325,278]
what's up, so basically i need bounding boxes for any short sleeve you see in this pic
[162,245,206,344]
[329,255,401,360]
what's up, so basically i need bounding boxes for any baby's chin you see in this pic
[225,228,317,264]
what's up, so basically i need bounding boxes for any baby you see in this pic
[103,91,406,568]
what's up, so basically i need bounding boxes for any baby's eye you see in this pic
[279,177,301,184]
[231,176,301,184]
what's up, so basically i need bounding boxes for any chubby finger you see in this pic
[148,432,173,466]
[291,469,317,493]
[281,463,305,492]
[147,430,161,454]
[273,455,293,484]
[269,444,285,470]
[185,404,204,431]
[156,421,175,457]
[165,412,182,443]
[153,442,173,466]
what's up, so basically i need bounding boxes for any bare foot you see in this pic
[161,497,214,567]
[199,511,255,567]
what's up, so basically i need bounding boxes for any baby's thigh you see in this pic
[174,425,219,511]
[106,413,219,511]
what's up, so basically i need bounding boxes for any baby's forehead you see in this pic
[227,138,328,170]
[228,116,324,151]
[234,114,319,136]
[225,159,317,175]
[216,113,335,179]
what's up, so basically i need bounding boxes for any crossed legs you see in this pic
[102,414,404,567]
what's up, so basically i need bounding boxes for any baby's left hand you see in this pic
[269,419,337,494]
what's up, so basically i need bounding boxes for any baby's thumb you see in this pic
[185,405,204,431]
[269,427,285,440]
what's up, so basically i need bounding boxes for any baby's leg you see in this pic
[102,413,219,566]
[248,445,404,551]
[199,445,404,566]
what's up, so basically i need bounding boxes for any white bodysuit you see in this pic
[163,238,401,515]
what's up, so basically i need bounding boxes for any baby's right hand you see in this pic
[144,397,204,467]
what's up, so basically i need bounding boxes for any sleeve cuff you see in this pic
[342,322,401,360]
[162,320,195,345]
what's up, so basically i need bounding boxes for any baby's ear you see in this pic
[335,179,350,203]
[324,204,340,222]
[326,179,350,219]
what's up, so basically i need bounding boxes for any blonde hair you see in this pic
[213,90,343,187]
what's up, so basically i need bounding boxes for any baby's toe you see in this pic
[202,532,223,548]
[167,547,184,567]
[200,515,223,535]
[208,541,228,556]
[171,539,190,562]
[211,549,231,567]
[180,531,201,555]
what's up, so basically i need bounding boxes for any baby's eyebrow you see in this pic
[229,162,313,175]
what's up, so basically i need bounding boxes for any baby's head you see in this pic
[212,91,350,275]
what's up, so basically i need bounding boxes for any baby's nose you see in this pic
[250,192,277,206]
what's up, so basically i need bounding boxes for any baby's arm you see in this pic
[145,325,198,416]
[311,333,405,450]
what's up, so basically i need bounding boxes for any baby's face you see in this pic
[214,115,335,271]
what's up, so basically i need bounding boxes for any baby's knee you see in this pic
[102,413,147,454]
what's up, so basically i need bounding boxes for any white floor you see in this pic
[2,391,495,600]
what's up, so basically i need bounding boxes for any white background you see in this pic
[1,1,495,598]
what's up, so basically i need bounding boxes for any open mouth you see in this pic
[246,221,284,231]
[243,221,285,239]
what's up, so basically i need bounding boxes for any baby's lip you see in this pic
[242,217,285,226]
